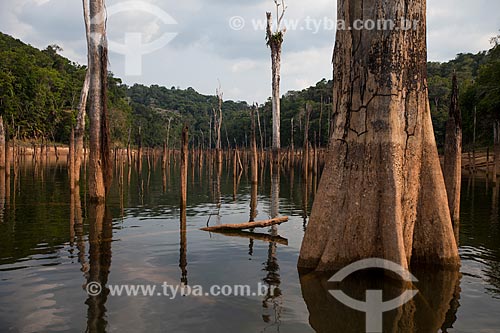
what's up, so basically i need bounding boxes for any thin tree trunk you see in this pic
[75,0,91,185]
[251,105,259,184]
[298,0,459,271]
[443,73,462,238]
[0,117,5,170]
[494,121,500,184]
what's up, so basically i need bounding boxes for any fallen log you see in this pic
[206,229,288,246]
[200,216,289,232]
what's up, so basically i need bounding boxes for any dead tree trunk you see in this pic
[494,121,500,183]
[87,0,112,202]
[298,0,459,271]
[443,73,462,236]
[180,125,189,209]
[75,0,91,186]
[215,86,223,166]
[251,105,259,184]
[0,117,5,170]
[266,1,286,158]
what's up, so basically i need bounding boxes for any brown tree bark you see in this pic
[0,116,5,170]
[443,73,462,237]
[298,0,459,271]
[494,121,500,184]
[87,0,112,202]
[251,105,259,184]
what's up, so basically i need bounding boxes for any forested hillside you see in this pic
[0,31,498,149]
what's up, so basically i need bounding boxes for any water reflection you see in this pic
[1,156,500,332]
[299,267,461,333]
[85,202,113,333]
[262,166,282,328]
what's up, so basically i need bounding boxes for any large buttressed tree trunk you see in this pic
[88,0,112,202]
[298,0,459,271]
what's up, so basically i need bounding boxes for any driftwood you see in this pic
[206,229,288,246]
[201,216,289,232]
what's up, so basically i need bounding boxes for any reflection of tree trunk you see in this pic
[73,185,88,277]
[492,183,499,225]
[85,202,112,333]
[299,0,459,271]
[262,166,282,325]
[299,267,460,333]
[262,233,281,326]
[443,74,462,239]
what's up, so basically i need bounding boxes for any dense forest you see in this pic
[0,31,498,150]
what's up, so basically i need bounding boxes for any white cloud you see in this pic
[0,0,499,102]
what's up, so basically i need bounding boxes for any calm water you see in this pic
[0,157,499,332]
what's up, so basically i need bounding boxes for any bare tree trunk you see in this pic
[266,7,285,158]
[69,128,75,192]
[298,0,459,271]
[494,121,500,184]
[75,0,91,185]
[0,117,5,170]
[180,126,189,209]
[318,95,323,147]
[87,0,111,202]
[251,105,259,184]
[443,73,462,238]
[215,86,223,166]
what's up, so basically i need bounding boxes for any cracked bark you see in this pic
[298,0,459,271]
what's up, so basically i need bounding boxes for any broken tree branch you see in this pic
[201,216,289,232]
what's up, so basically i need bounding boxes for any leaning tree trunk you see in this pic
[87,0,112,202]
[298,0,459,271]
[443,73,462,237]
[75,0,91,185]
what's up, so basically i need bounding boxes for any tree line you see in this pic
[0,31,498,150]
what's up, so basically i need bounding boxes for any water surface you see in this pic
[0,157,499,332]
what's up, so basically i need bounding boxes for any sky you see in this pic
[0,0,499,103]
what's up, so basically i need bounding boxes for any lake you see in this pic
[0,154,499,332]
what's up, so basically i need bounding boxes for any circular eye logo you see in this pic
[90,1,178,76]
[328,258,419,333]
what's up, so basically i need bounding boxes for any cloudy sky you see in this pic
[0,0,499,103]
